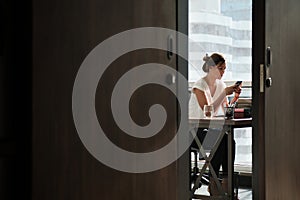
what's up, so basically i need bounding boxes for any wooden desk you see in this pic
[189,117,252,199]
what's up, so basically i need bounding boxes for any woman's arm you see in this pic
[230,85,242,105]
[193,85,236,111]
[193,89,208,110]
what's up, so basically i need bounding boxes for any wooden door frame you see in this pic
[177,0,190,199]
[252,0,266,199]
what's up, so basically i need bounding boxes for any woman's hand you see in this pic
[225,84,242,95]
[225,85,236,95]
[230,84,242,105]
[234,85,242,94]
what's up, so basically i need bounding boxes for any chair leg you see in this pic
[234,172,240,198]
[193,151,199,174]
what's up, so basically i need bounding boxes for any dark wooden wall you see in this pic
[0,0,32,199]
[265,0,300,199]
[32,0,186,200]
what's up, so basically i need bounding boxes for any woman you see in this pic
[189,53,241,196]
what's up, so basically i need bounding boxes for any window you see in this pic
[188,0,252,96]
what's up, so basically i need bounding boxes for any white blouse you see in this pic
[189,77,227,118]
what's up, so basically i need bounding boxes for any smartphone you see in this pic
[235,81,242,86]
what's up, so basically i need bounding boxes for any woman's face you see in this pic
[210,63,226,79]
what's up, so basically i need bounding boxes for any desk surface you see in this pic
[189,117,252,128]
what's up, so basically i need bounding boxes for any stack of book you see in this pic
[234,98,252,118]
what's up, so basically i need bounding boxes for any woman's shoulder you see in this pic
[193,77,206,85]
[192,77,207,90]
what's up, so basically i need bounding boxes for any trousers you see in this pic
[191,128,236,177]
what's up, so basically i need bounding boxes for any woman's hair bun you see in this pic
[202,53,210,72]
[203,53,210,62]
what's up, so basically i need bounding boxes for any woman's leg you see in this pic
[220,135,236,196]
[207,131,237,196]
[210,131,227,178]
[208,130,227,196]
[221,135,236,177]
[190,128,207,150]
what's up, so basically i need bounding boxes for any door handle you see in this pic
[265,47,272,88]
[266,46,272,67]
[266,77,272,87]
[167,35,173,60]
[260,64,264,92]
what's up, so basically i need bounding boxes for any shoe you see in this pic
[222,178,239,199]
[208,178,219,196]
[234,193,239,200]
[221,178,229,193]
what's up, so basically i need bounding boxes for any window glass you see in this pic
[188,0,252,86]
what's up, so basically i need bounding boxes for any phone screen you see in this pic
[235,81,242,86]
